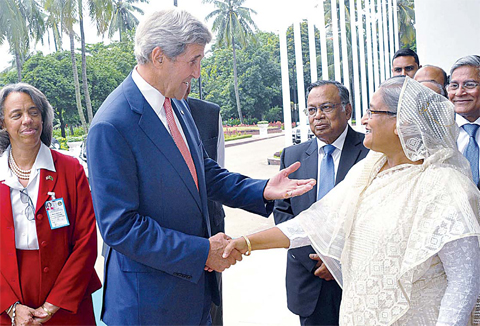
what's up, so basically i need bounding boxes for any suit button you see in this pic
[37,214,43,220]
[7,252,13,256]
[43,267,49,273]
[10,279,15,283]
[41,241,47,247]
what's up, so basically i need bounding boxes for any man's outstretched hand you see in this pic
[264,162,316,201]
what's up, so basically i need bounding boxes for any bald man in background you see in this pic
[414,65,448,96]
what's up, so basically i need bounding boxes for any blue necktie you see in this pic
[463,124,479,184]
[317,144,336,200]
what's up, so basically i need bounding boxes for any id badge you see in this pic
[45,198,70,229]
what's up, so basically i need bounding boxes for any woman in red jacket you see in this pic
[0,83,101,325]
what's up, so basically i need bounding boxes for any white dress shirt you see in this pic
[132,67,190,150]
[456,114,480,179]
[316,125,348,191]
[0,143,56,249]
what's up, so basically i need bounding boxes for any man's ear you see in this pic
[345,103,353,120]
[394,127,398,135]
[151,47,164,67]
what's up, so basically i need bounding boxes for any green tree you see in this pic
[0,0,45,82]
[204,0,258,124]
[397,0,416,50]
[197,32,282,121]
[44,0,88,133]
[105,0,146,42]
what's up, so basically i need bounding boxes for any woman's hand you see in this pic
[223,237,248,258]
[9,304,46,326]
[32,302,59,324]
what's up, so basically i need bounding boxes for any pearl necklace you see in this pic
[8,151,31,180]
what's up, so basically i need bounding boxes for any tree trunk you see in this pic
[78,0,94,124]
[59,110,66,138]
[118,15,122,42]
[15,50,22,82]
[231,35,243,124]
[69,30,88,134]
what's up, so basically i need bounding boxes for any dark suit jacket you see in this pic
[273,126,368,318]
[87,73,272,325]
[187,97,225,235]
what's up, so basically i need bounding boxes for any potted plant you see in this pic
[257,121,269,137]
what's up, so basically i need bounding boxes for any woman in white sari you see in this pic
[224,76,480,326]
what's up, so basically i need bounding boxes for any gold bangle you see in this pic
[241,235,252,256]
[42,305,53,317]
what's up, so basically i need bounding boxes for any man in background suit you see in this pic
[185,86,226,325]
[274,80,368,325]
[448,55,480,188]
[87,9,315,326]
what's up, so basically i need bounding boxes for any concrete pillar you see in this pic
[414,0,480,72]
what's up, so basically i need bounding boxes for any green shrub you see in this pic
[225,134,252,142]
[57,137,69,150]
[257,120,268,125]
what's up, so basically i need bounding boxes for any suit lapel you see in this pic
[137,99,202,211]
[304,140,319,204]
[337,126,363,183]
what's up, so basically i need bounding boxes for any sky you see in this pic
[0,0,318,72]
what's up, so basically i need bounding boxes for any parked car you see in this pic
[292,125,314,144]
[78,137,88,178]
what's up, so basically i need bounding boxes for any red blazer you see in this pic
[0,149,101,316]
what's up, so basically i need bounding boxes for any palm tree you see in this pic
[44,0,89,133]
[106,0,146,42]
[204,0,258,124]
[0,0,45,82]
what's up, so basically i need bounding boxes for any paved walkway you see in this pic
[92,133,299,325]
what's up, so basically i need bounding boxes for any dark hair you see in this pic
[0,83,54,154]
[392,48,420,66]
[450,55,480,77]
[306,80,350,105]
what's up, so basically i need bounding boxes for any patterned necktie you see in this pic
[463,123,479,185]
[164,98,198,189]
[317,144,336,200]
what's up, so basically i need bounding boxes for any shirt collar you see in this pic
[456,113,480,127]
[0,143,55,184]
[316,124,349,153]
[132,66,166,115]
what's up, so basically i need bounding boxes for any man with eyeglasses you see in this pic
[449,55,480,189]
[273,80,368,326]
[392,48,421,78]
[414,65,448,96]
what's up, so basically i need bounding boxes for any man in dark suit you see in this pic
[274,80,368,326]
[186,87,226,325]
[448,55,480,189]
[87,9,315,326]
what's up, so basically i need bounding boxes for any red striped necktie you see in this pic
[164,97,198,189]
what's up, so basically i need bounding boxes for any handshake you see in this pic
[204,232,249,272]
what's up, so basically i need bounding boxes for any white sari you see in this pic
[289,78,480,325]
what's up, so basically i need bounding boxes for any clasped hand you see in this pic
[205,233,243,272]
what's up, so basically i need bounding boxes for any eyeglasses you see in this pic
[20,188,35,221]
[366,109,397,119]
[448,81,479,91]
[305,103,343,116]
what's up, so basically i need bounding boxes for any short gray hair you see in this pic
[378,76,406,113]
[0,83,54,154]
[135,9,212,64]
[450,55,480,77]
